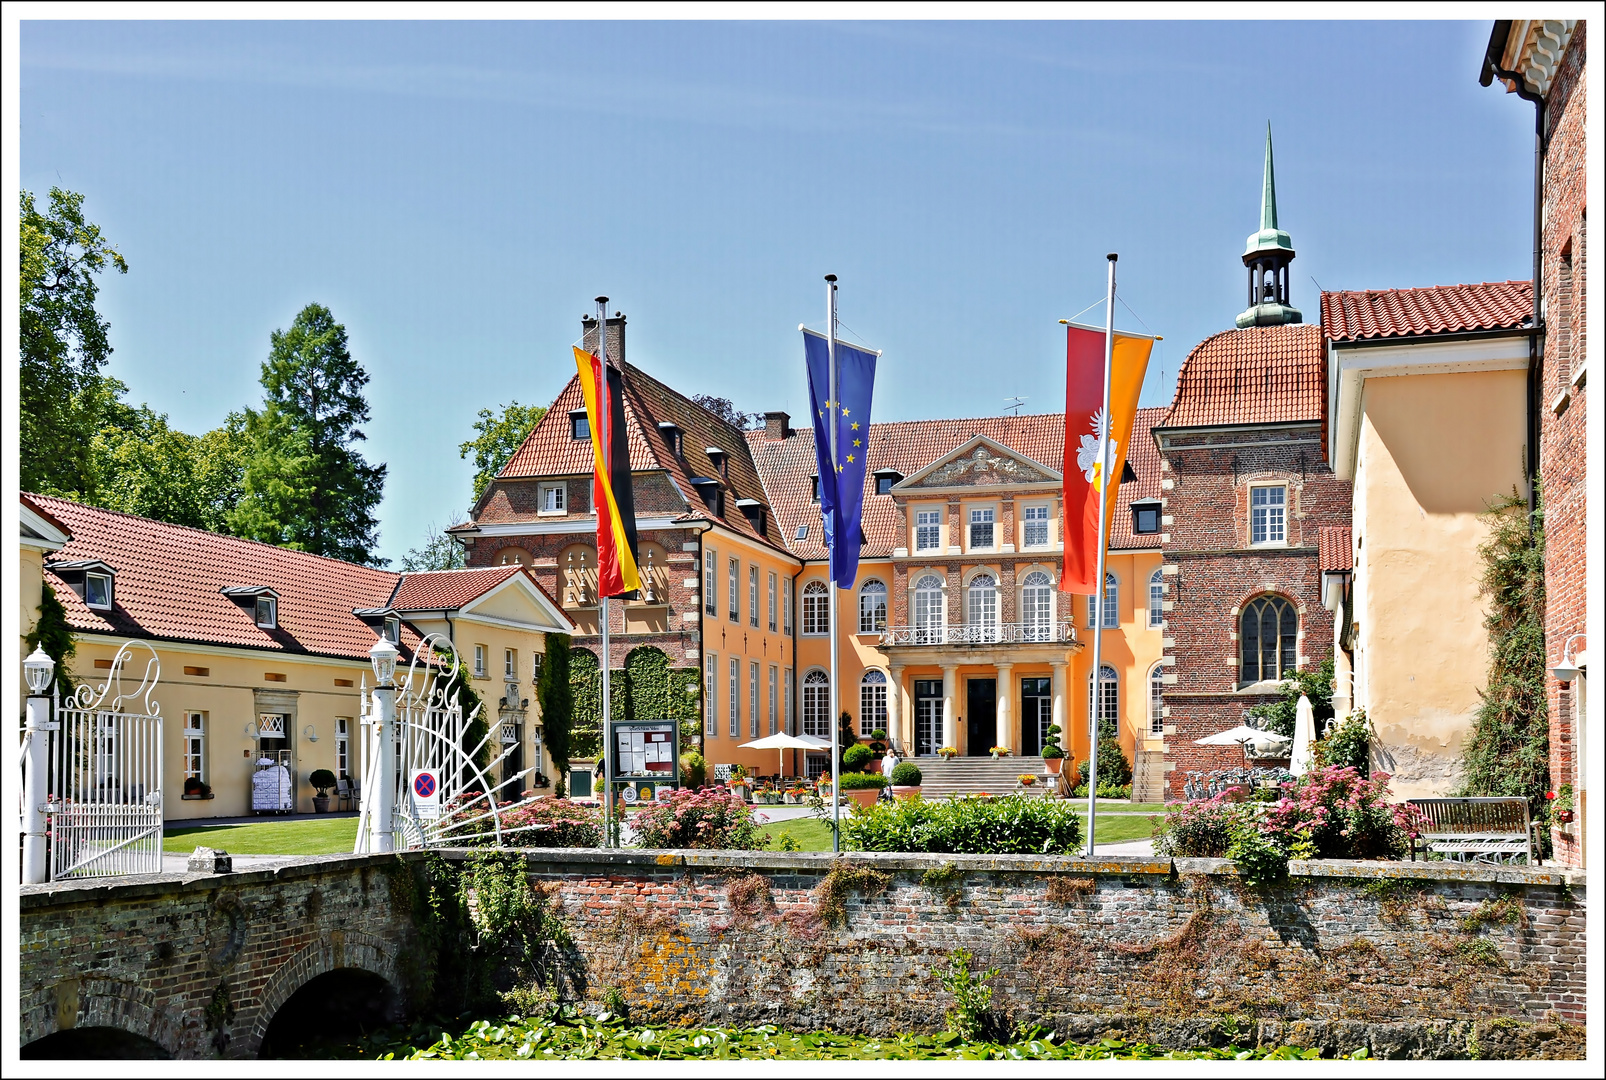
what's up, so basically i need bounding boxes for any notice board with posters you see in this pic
[611,720,680,788]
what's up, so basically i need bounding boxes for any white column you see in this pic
[995,662,1014,753]
[22,692,52,884]
[372,682,397,853]
[941,664,957,752]
[887,665,906,756]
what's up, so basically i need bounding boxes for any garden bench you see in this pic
[1406,796,1539,865]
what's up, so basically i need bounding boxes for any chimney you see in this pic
[580,311,627,363]
[763,411,791,440]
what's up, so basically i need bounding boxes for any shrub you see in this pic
[1151,789,1249,858]
[890,762,923,787]
[679,751,707,789]
[1262,765,1413,860]
[1040,723,1065,760]
[629,787,766,849]
[1227,816,1290,886]
[1320,710,1373,775]
[940,948,999,1042]
[842,793,1082,855]
[1245,659,1335,739]
[838,771,888,791]
[454,797,603,848]
[843,744,874,771]
[1077,737,1131,788]
[308,769,337,796]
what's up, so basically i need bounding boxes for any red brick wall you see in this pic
[1539,23,1588,866]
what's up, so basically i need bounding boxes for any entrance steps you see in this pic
[1132,749,1168,804]
[903,757,1056,800]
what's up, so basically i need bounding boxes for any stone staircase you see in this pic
[902,757,1058,800]
[1131,749,1168,804]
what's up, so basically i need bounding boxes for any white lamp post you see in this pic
[22,648,57,884]
[368,637,400,853]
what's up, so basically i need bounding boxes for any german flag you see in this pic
[573,346,641,598]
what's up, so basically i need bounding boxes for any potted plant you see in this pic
[844,743,875,774]
[1041,724,1066,775]
[1018,773,1038,789]
[889,761,923,801]
[309,769,337,813]
[839,772,888,808]
[181,776,213,800]
[727,763,750,801]
[869,728,888,757]
[938,746,959,760]
[1553,785,1575,825]
[989,745,1012,760]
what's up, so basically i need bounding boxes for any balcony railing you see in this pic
[880,621,1078,647]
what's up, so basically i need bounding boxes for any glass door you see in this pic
[913,680,942,756]
[1020,678,1051,756]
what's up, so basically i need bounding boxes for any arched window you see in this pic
[1021,570,1054,641]
[1086,573,1118,629]
[1240,595,1297,683]
[966,573,998,642]
[858,579,888,633]
[802,670,831,738]
[913,574,945,644]
[1148,568,1165,628]
[802,581,830,636]
[1149,663,1165,735]
[1087,664,1118,741]
[859,670,888,736]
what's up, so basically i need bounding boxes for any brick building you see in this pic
[1481,19,1589,864]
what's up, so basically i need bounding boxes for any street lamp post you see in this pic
[369,637,400,854]
[22,647,57,885]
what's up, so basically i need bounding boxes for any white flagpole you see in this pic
[1086,254,1117,858]
[825,274,842,853]
[596,295,615,847]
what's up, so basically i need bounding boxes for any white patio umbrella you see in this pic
[1194,725,1287,747]
[739,731,832,778]
[1290,694,1318,776]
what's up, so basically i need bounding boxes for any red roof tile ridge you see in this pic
[28,493,401,577]
[623,361,757,447]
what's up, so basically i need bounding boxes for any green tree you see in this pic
[401,518,468,571]
[1245,659,1336,739]
[91,407,248,533]
[538,634,576,781]
[20,187,128,499]
[228,303,388,564]
[460,400,546,505]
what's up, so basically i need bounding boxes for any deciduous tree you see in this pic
[401,519,468,571]
[459,400,546,505]
[91,406,248,533]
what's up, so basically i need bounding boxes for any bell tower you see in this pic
[1235,123,1303,328]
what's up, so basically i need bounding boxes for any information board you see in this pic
[611,720,679,785]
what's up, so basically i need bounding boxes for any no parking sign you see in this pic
[410,769,441,818]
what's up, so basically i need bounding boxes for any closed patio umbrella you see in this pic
[1290,694,1317,776]
[740,732,833,778]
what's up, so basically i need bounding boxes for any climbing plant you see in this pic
[24,582,76,695]
[538,633,576,782]
[570,645,700,758]
[1245,659,1335,739]
[1457,487,1549,819]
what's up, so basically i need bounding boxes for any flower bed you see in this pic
[629,787,767,850]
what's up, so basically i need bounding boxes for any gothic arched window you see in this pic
[1240,595,1297,684]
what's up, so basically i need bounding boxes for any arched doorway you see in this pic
[257,968,403,1058]
[22,1027,170,1059]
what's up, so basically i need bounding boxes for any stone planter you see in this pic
[1043,757,1063,775]
[312,796,331,814]
[892,785,922,801]
[845,788,880,809]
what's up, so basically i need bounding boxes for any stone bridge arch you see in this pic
[241,929,401,1057]
[19,977,184,1058]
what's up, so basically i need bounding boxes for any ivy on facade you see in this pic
[569,646,700,759]
[25,582,77,695]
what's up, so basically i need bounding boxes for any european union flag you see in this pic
[803,329,878,588]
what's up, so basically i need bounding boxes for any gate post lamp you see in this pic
[369,637,401,853]
[22,647,57,884]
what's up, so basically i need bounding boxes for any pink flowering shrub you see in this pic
[629,787,768,850]
[1151,786,1251,858]
[446,794,603,847]
[1261,765,1415,860]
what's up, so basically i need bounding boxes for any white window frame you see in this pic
[505,648,517,679]
[729,657,741,738]
[1149,568,1165,628]
[384,617,400,643]
[802,669,831,738]
[1086,573,1118,629]
[768,572,778,632]
[1250,484,1287,546]
[750,660,761,738]
[966,572,999,639]
[967,506,996,550]
[704,550,717,616]
[913,574,946,643]
[1148,664,1165,736]
[783,579,792,634]
[1022,504,1050,549]
[474,645,487,678]
[728,558,740,622]
[784,668,794,734]
[1088,664,1119,740]
[749,566,759,628]
[915,509,943,552]
[802,581,830,636]
[183,712,206,782]
[538,482,567,515]
[705,653,718,736]
[768,664,779,734]
[336,716,352,778]
[85,572,113,610]
[1021,570,1054,641]
[858,579,888,633]
[255,595,277,628]
[859,670,888,737]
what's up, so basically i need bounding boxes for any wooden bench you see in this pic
[1407,797,1540,865]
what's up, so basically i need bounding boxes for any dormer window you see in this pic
[384,617,400,644]
[254,596,277,628]
[223,585,281,627]
[1131,500,1161,535]
[658,422,682,455]
[689,477,722,517]
[85,572,113,610]
[810,475,820,503]
[569,409,590,440]
[736,498,767,537]
[873,469,902,495]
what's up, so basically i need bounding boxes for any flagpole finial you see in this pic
[595,295,609,305]
[824,274,837,283]
[1107,253,1118,262]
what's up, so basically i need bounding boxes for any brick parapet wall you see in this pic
[1539,22,1588,867]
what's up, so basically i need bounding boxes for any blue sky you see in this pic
[20,18,1534,565]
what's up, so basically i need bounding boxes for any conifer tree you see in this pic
[229,304,388,564]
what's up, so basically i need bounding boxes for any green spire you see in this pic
[1260,121,1278,231]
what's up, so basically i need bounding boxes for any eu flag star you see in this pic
[846,454,854,463]
[853,438,862,447]
[841,408,850,417]
[851,422,860,431]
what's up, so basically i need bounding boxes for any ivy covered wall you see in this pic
[569,646,700,759]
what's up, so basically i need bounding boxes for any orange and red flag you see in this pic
[1061,325,1153,595]
[573,346,641,599]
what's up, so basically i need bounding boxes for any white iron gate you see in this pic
[354,634,539,852]
[47,642,165,879]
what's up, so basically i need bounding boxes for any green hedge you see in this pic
[842,793,1082,854]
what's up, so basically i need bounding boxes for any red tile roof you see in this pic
[746,407,1167,561]
[1320,281,1531,342]
[27,496,557,663]
[1159,324,1325,429]
[1318,526,1353,572]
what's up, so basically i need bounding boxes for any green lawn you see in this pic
[165,817,358,856]
[1077,812,1163,844]
[762,818,835,851]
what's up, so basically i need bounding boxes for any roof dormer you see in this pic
[223,585,281,628]
[735,498,767,537]
[705,446,728,479]
[353,607,401,644]
[687,476,723,518]
[658,422,683,456]
[52,559,117,611]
